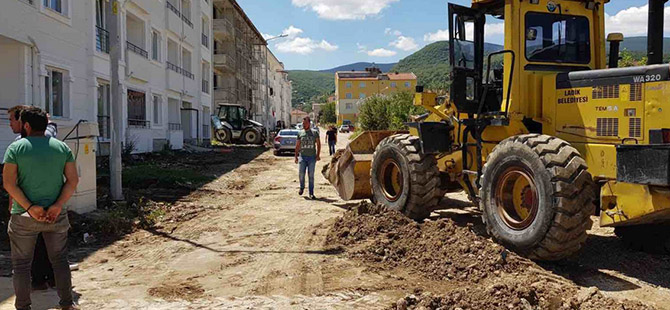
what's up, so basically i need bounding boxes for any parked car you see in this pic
[273,129,300,155]
[339,124,351,133]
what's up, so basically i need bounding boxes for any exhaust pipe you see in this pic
[647,0,667,65]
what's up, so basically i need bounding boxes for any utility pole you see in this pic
[107,0,123,201]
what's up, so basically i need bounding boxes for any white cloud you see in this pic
[283,25,304,37]
[275,37,338,55]
[357,43,367,53]
[385,28,402,36]
[390,36,418,51]
[367,48,397,57]
[605,5,670,37]
[423,23,505,44]
[291,0,399,20]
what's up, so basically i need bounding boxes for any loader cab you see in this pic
[217,104,247,130]
[448,0,606,120]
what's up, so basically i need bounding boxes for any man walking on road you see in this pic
[295,116,321,200]
[4,107,80,310]
[326,126,337,156]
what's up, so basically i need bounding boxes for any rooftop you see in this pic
[336,69,416,81]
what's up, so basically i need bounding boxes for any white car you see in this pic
[339,124,351,133]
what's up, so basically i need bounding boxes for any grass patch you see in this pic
[123,164,216,188]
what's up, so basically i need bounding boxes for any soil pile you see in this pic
[327,202,656,310]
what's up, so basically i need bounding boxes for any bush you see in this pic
[358,92,425,131]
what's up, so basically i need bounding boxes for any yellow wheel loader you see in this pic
[324,0,670,260]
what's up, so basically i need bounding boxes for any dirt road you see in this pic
[1,130,670,309]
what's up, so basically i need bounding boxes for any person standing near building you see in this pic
[6,105,58,291]
[4,107,79,310]
[295,116,321,200]
[325,126,337,156]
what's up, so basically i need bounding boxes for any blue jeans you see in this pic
[328,141,336,155]
[299,155,316,195]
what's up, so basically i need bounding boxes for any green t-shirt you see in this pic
[298,129,319,157]
[4,136,75,214]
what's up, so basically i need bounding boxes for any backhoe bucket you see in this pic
[322,131,403,200]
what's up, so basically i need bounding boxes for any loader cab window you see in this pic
[525,13,590,64]
[218,106,244,130]
[453,15,476,69]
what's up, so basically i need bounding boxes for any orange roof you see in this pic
[388,73,417,80]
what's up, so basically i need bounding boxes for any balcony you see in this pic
[182,68,194,80]
[213,52,233,72]
[128,119,151,129]
[166,1,180,17]
[182,15,193,28]
[202,33,209,48]
[96,26,109,53]
[213,18,233,40]
[202,80,209,94]
[169,122,182,131]
[127,41,148,58]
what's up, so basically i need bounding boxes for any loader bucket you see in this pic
[322,131,404,200]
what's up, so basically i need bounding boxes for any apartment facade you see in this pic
[212,0,266,127]
[267,49,292,129]
[335,68,417,125]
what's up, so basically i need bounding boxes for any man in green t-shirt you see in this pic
[3,107,79,310]
[295,116,321,199]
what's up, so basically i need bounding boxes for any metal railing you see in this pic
[166,1,180,16]
[182,68,194,79]
[168,122,182,131]
[201,33,208,48]
[202,125,210,138]
[128,119,150,128]
[126,41,148,58]
[182,15,193,28]
[202,80,209,93]
[167,61,181,74]
[96,26,109,53]
[98,115,111,138]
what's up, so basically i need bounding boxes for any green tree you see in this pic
[358,92,425,131]
[321,102,337,123]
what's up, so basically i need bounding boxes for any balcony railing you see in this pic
[168,122,182,131]
[167,61,181,74]
[98,115,110,139]
[202,125,210,138]
[182,68,194,79]
[96,26,109,53]
[166,1,180,16]
[127,41,148,58]
[201,33,209,48]
[182,15,193,28]
[202,80,209,93]
[128,119,150,128]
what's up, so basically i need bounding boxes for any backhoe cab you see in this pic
[324,0,670,260]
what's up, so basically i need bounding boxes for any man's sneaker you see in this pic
[309,194,316,200]
[298,188,304,195]
[61,304,80,310]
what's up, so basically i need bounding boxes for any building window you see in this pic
[345,93,352,99]
[151,30,161,61]
[359,93,366,99]
[345,82,352,88]
[44,0,65,14]
[391,82,397,88]
[97,83,110,139]
[345,103,353,109]
[45,69,65,117]
[405,82,411,88]
[153,95,162,125]
[128,90,148,128]
[359,82,366,88]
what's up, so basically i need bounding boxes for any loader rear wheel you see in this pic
[480,134,596,261]
[371,134,440,220]
[615,225,670,254]
[242,128,262,145]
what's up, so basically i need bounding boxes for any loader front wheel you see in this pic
[480,134,596,261]
[215,128,232,144]
[371,134,440,220]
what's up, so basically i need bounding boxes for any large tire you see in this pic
[370,134,440,220]
[242,128,262,145]
[615,224,670,254]
[214,128,232,143]
[479,134,596,261]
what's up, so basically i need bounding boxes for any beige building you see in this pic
[291,109,309,126]
[267,49,292,129]
[212,0,266,125]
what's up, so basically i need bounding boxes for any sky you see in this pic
[237,0,670,70]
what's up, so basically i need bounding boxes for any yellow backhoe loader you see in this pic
[324,0,670,260]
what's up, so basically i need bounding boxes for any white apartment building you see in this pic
[0,0,213,212]
[266,48,292,129]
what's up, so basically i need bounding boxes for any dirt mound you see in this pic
[147,280,205,301]
[327,202,656,310]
